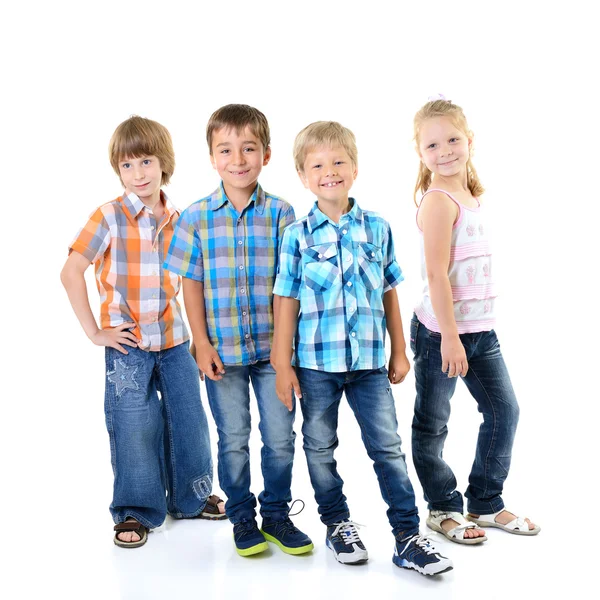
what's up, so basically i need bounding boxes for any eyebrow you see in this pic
[215,140,258,148]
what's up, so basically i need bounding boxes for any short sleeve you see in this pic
[163,206,204,281]
[275,204,296,273]
[382,221,404,292]
[273,225,302,299]
[69,207,111,264]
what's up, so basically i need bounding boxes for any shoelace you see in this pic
[330,520,365,545]
[265,499,306,537]
[235,519,259,539]
[399,533,437,555]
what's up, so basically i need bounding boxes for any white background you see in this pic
[1,1,597,598]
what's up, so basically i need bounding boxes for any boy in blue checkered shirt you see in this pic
[273,121,453,576]
[164,105,313,557]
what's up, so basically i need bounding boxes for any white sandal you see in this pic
[426,510,487,545]
[466,510,540,535]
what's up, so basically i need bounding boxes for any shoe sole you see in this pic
[392,554,453,576]
[261,530,314,555]
[325,537,368,564]
[466,517,541,535]
[235,540,269,556]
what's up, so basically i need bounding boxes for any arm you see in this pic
[60,251,138,353]
[182,278,225,381]
[419,193,468,377]
[383,288,410,384]
[270,293,281,370]
[273,295,301,410]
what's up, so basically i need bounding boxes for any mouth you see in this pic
[230,169,250,176]
[438,159,458,167]
[135,182,150,189]
[321,181,343,188]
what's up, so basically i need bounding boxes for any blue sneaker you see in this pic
[326,520,368,564]
[261,517,314,555]
[233,519,269,557]
[393,533,453,575]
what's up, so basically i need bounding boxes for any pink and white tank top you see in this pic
[415,189,496,334]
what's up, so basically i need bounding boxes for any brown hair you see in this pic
[413,99,484,205]
[293,121,358,172]
[109,116,175,186]
[206,104,270,154]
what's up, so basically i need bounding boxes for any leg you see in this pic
[205,366,257,523]
[461,331,524,518]
[295,368,349,525]
[345,368,419,538]
[251,361,296,522]
[156,342,215,518]
[410,317,462,512]
[104,347,166,539]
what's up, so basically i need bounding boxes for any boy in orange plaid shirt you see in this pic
[61,116,224,548]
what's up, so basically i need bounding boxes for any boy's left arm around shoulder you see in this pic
[383,288,410,385]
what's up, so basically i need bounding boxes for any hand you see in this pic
[275,365,301,411]
[90,322,139,355]
[195,340,225,381]
[441,336,468,377]
[388,351,410,384]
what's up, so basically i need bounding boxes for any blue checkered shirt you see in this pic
[164,182,295,365]
[273,199,403,373]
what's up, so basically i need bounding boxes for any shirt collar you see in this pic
[207,181,265,214]
[306,197,363,233]
[120,190,178,221]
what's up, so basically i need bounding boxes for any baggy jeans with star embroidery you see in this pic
[104,342,213,529]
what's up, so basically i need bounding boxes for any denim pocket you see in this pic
[302,242,340,291]
[410,316,420,354]
[356,242,383,290]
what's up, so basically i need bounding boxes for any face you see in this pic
[118,155,163,205]
[418,116,472,178]
[299,145,358,205]
[210,126,271,196]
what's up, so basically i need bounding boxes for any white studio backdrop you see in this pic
[0,1,597,598]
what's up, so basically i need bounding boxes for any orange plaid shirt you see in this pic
[69,191,189,351]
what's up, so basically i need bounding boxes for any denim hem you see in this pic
[428,502,465,513]
[322,511,351,527]
[113,511,163,530]
[394,527,421,540]
[466,498,505,515]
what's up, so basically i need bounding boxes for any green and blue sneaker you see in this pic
[233,519,269,557]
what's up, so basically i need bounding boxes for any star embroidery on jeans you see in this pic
[107,359,139,396]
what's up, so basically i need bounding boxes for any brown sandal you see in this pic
[114,519,149,548]
[197,494,227,520]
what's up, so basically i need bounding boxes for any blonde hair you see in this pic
[109,116,175,186]
[413,99,484,205]
[293,121,358,172]
[206,104,270,154]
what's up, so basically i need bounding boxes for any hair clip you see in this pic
[428,93,447,102]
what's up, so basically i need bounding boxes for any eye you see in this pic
[220,149,230,154]
[449,137,459,143]
[312,164,322,169]
[122,162,131,169]
[243,147,255,153]
[335,161,344,165]
[142,159,151,165]
[427,143,436,149]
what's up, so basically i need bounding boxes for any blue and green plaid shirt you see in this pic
[164,182,295,365]
[273,199,403,373]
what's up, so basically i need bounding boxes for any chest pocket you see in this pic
[356,242,383,290]
[302,242,340,292]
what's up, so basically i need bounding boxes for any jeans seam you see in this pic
[157,354,178,509]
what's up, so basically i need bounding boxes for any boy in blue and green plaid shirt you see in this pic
[164,104,313,557]
[273,121,454,576]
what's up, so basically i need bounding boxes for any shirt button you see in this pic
[318,253,323,259]
[351,332,356,337]
[241,288,245,294]
[238,240,243,245]
[349,306,354,312]
[347,281,353,287]
[243,311,247,316]
[342,229,347,234]
[346,256,352,262]
[150,225,155,230]
[371,252,375,257]
[244,333,250,339]
[153,247,158,252]
[239,265,244,270]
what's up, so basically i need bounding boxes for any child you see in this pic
[60,116,224,548]
[410,96,540,543]
[163,104,313,557]
[273,121,453,576]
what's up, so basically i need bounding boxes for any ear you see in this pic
[297,169,309,189]
[352,164,358,180]
[415,145,425,163]
[263,146,272,166]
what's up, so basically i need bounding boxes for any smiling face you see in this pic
[299,144,358,206]
[210,125,271,201]
[418,116,472,179]
[118,155,163,206]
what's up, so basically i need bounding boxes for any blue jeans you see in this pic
[104,342,213,529]
[296,367,420,537]
[410,315,520,515]
[205,361,296,523]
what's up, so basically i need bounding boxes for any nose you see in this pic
[326,163,338,176]
[232,149,247,165]
[440,143,453,157]
[133,164,145,179]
